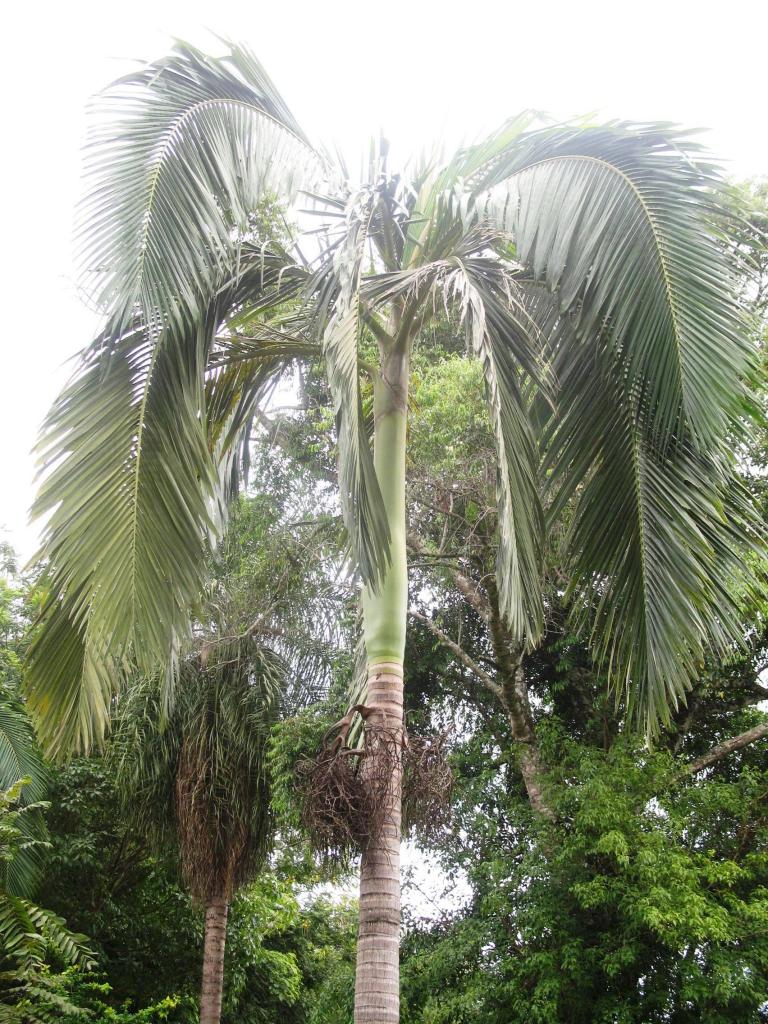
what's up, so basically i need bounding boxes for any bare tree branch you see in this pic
[687,721,768,774]
[409,609,502,698]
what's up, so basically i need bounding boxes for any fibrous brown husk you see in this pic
[296,716,452,860]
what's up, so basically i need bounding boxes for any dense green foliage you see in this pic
[0,778,93,1023]
[400,722,768,1022]
[38,755,359,1022]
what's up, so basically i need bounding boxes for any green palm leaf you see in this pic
[0,708,45,806]
[27,249,309,756]
[542,320,759,735]
[78,40,318,333]
[471,121,755,446]
[0,705,48,896]
[440,257,547,642]
[317,189,390,589]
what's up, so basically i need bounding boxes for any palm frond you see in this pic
[0,707,46,805]
[317,189,390,588]
[26,313,216,756]
[470,121,755,446]
[25,598,117,759]
[440,259,547,642]
[27,249,307,757]
[0,897,55,969]
[536,287,760,735]
[0,705,48,896]
[78,40,319,333]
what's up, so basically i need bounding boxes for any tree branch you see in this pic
[687,721,768,774]
[409,609,502,698]
[253,410,338,484]
[406,529,492,624]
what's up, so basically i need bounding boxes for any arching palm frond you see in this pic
[29,37,324,757]
[27,249,311,757]
[540,299,759,735]
[519,294,756,739]
[440,121,761,734]
[440,257,547,643]
[471,121,755,445]
[78,40,319,334]
[315,188,390,589]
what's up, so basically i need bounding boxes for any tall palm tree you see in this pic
[25,42,761,1024]
[111,493,348,1024]
[112,642,280,1024]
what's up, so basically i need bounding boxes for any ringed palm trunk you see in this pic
[355,346,410,1024]
[199,895,229,1024]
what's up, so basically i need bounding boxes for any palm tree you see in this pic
[112,642,280,1024]
[111,495,348,1024]
[25,42,760,1024]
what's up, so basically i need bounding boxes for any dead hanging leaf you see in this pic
[296,710,453,862]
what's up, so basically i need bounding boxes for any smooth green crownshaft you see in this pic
[362,346,410,666]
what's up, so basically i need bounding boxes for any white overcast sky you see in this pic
[1,0,767,560]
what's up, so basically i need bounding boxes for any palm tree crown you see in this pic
[27,42,758,752]
[23,40,763,1024]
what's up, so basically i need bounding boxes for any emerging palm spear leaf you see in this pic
[26,40,761,1024]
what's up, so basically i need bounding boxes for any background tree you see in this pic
[0,778,93,1024]
[38,755,200,1016]
[0,546,49,897]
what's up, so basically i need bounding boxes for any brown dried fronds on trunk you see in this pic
[296,745,365,859]
[297,720,401,860]
[297,711,452,859]
[176,737,247,901]
[402,731,453,841]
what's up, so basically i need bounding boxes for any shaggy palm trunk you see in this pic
[200,895,229,1024]
[355,346,409,1024]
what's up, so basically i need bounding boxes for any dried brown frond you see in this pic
[176,736,248,900]
[296,713,452,862]
[402,731,453,842]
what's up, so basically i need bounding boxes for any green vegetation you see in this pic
[2,35,766,1024]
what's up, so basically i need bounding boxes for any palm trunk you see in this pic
[199,895,229,1024]
[355,346,409,1024]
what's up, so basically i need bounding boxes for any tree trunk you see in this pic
[487,590,554,820]
[355,662,404,1024]
[502,662,553,820]
[200,895,229,1024]
[355,346,409,1024]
